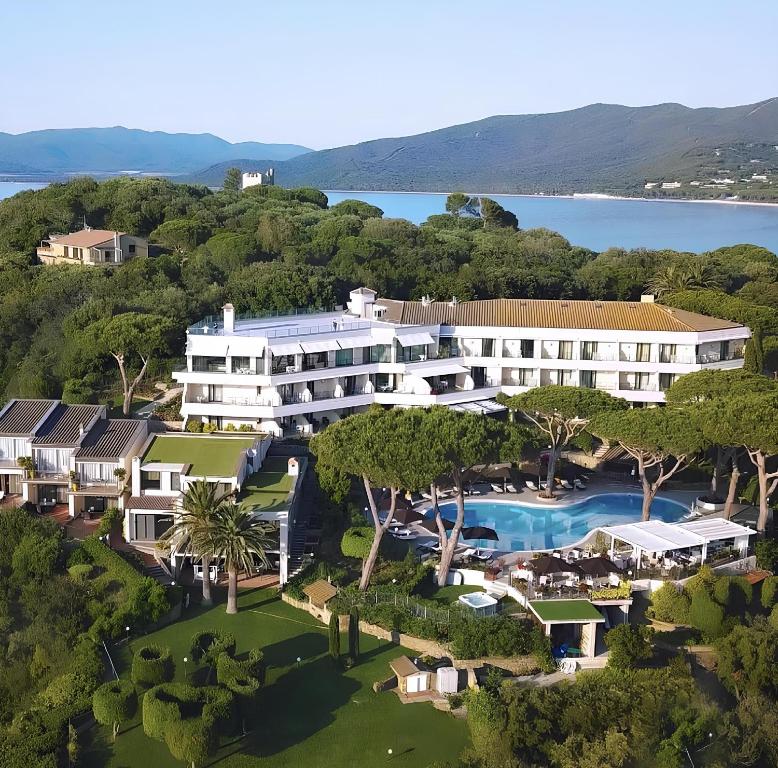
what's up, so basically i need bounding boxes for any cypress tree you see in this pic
[348,607,360,661]
[328,611,340,660]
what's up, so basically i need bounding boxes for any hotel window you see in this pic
[231,356,250,373]
[518,368,533,387]
[719,340,730,361]
[581,341,597,360]
[335,348,353,367]
[271,354,296,374]
[633,372,650,390]
[636,343,651,363]
[438,338,460,358]
[369,345,392,363]
[580,370,597,388]
[558,341,573,360]
[193,356,227,373]
[208,384,223,402]
[141,470,160,490]
[659,344,676,363]
[520,339,535,358]
[128,243,136,254]
[171,473,181,492]
[482,338,495,357]
[63,246,70,258]
[303,352,328,371]
[659,373,677,391]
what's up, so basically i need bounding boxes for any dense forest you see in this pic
[1,176,778,406]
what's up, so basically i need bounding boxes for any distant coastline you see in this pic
[323,189,778,209]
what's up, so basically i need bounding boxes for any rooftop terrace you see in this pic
[238,456,295,512]
[141,435,257,477]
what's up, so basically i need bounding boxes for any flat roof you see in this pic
[32,404,103,446]
[76,419,145,460]
[529,599,605,623]
[599,520,705,552]
[678,518,756,542]
[238,456,294,512]
[141,435,256,477]
[0,399,56,435]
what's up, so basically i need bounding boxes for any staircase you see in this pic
[593,442,611,461]
[144,563,170,584]
[287,468,317,579]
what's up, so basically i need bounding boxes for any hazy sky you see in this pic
[2,0,776,149]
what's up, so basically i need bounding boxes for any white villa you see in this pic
[174,288,750,436]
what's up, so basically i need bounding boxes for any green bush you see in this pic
[761,575,778,609]
[649,583,691,624]
[683,565,717,598]
[164,717,214,766]
[341,526,374,560]
[68,563,93,582]
[66,544,94,567]
[186,419,204,433]
[92,679,137,739]
[190,629,236,666]
[285,560,347,601]
[755,539,778,572]
[131,644,174,686]
[771,604,778,629]
[348,608,360,660]
[329,611,341,659]
[605,624,654,669]
[95,507,123,538]
[690,590,725,640]
[449,615,535,659]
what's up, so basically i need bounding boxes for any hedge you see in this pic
[190,630,237,665]
[131,644,175,686]
[92,679,137,738]
[761,575,778,609]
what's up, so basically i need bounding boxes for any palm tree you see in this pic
[646,262,720,297]
[159,479,233,606]
[210,502,277,615]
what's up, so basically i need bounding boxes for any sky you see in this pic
[1,0,777,150]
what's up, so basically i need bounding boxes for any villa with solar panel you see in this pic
[174,287,750,436]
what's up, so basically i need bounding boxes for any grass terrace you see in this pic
[81,588,468,767]
[239,456,295,513]
[529,599,605,622]
[141,434,257,477]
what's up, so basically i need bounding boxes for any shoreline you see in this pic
[323,189,778,209]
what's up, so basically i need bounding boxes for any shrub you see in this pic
[203,422,217,433]
[131,644,174,686]
[68,563,93,582]
[95,508,123,538]
[761,576,778,609]
[329,611,340,659]
[755,539,778,572]
[450,615,535,659]
[714,575,753,615]
[605,624,654,669]
[341,526,374,560]
[771,604,778,629]
[142,683,187,740]
[683,565,717,598]
[190,630,236,666]
[648,583,691,624]
[348,608,360,660]
[591,581,631,601]
[66,545,94,568]
[92,679,137,740]
[164,717,214,766]
[690,590,725,640]
[285,560,347,601]
[186,419,204,433]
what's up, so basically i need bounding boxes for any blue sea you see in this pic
[325,190,778,254]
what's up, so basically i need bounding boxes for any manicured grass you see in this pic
[529,599,605,622]
[142,434,256,477]
[239,457,295,512]
[81,588,469,768]
[420,584,486,605]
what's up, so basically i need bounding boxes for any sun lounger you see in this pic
[574,479,587,490]
[455,548,476,562]
[506,483,518,493]
[391,528,418,540]
[524,480,538,491]
[561,480,574,490]
[421,491,433,500]
[540,481,548,490]
[491,483,505,494]
[471,550,493,562]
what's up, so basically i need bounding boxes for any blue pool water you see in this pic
[433,493,689,551]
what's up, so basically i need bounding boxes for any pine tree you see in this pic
[348,608,360,661]
[328,611,340,660]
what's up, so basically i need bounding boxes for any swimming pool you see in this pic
[433,493,689,551]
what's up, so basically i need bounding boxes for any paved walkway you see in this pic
[134,386,183,419]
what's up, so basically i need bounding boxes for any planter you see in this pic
[695,496,726,513]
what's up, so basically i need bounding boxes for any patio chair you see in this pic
[491,483,505,494]
[524,480,538,491]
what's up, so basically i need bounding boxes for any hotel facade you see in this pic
[174,288,750,436]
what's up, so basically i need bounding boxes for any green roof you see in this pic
[529,599,605,623]
[238,456,295,512]
[142,435,256,477]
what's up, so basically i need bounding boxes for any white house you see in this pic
[242,169,274,189]
[172,288,750,437]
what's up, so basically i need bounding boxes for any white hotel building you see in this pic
[174,288,750,436]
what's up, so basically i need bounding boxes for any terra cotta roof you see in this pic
[51,229,125,248]
[376,298,743,333]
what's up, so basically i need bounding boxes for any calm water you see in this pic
[434,493,688,551]
[0,181,48,200]
[325,190,778,253]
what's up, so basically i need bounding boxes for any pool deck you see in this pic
[409,477,754,564]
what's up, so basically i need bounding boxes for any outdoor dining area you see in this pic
[511,551,624,600]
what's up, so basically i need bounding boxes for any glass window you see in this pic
[128,243,136,254]
[482,339,495,357]
[438,338,459,358]
[171,473,181,491]
[659,373,677,391]
[719,340,730,361]
[558,341,573,360]
[335,348,353,367]
[581,370,596,388]
[141,470,160,490]
[581,341,597,360]
[193,356,227,373]
[659,344,676,364]
[520,339,534,358]
[272,354,296,374]
[231,356,250,373]
[636,343,651,363]
[369,345,392,363]
[303,352,328,370]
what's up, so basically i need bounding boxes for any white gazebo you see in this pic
[597,518,755,570]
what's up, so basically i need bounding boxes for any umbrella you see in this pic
[529,555,583,576]
[461,525,499,541]
[482,464,511,480]
[379,495,413,512]
[420,517,455,533]
[577,556,622,577]
[387,506,424,526]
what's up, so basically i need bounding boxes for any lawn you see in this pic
[81,588,469,768]
[142,434,257,477]
[419,584,486,605]
[239,457,295,512]
[529,599,605,622]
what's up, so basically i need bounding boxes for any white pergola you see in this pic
[597,518,755,568]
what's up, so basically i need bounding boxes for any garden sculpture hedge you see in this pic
[131,644,174,686]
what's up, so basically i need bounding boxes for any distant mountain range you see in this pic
[0,127,310,176]
[3,100,778,193]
